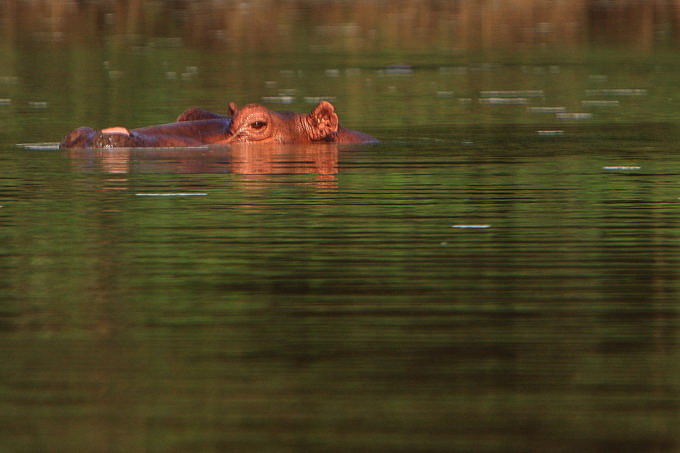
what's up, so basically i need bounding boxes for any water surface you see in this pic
[2,1,680,452]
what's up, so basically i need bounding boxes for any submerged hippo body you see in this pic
[60,108,232,149]
[59,102,378,149]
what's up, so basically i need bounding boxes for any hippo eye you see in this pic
[250,121,266,130]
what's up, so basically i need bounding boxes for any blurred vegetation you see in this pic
[3,0,680,52]
[2,0,680,141]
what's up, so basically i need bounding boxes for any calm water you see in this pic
[2,1,680,452]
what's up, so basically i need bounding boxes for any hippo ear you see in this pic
[177,107,226,122]
[307,101,339,140]
[228,102,239,116]
[60,127,96,149]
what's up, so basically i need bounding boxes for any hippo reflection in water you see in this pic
[59,101,378,148]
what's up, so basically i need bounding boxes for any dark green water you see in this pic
[2,2,680,452]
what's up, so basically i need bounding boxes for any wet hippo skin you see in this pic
[59,102,378,148]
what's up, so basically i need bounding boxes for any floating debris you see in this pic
[479,97,528,105]
[602,166,641,171]
[16,142,60,150]
[304,96,336,103]
[108,70,124,80]
[527,106,566,113]
[586,89,648,96]
[588,74,609,82]
[27,101,48,109]
[556,112,592,120]
[135,193,208,197]
[480,90,544,98]
[385,64,413,75]
[261,96,295,104]
[452,225,491,229]
[0,76,19,84]
[469,63,501,72]
[581,100,620,107]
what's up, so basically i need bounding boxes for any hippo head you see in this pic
[223,101,339,144]
[60,127,97,148]
[59,126,136,149]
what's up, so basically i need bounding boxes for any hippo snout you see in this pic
[92,130,136,148]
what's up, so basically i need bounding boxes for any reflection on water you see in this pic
[67,143,340,191]
[2,1,680,452]
[3,126,680,451]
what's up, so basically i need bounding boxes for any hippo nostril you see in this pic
[223,133,237,144]
[92,130,136,148]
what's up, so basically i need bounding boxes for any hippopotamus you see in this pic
[59,101,378,148]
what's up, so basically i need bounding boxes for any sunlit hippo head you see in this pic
[59,102,377,148]
[223,101,341,144]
